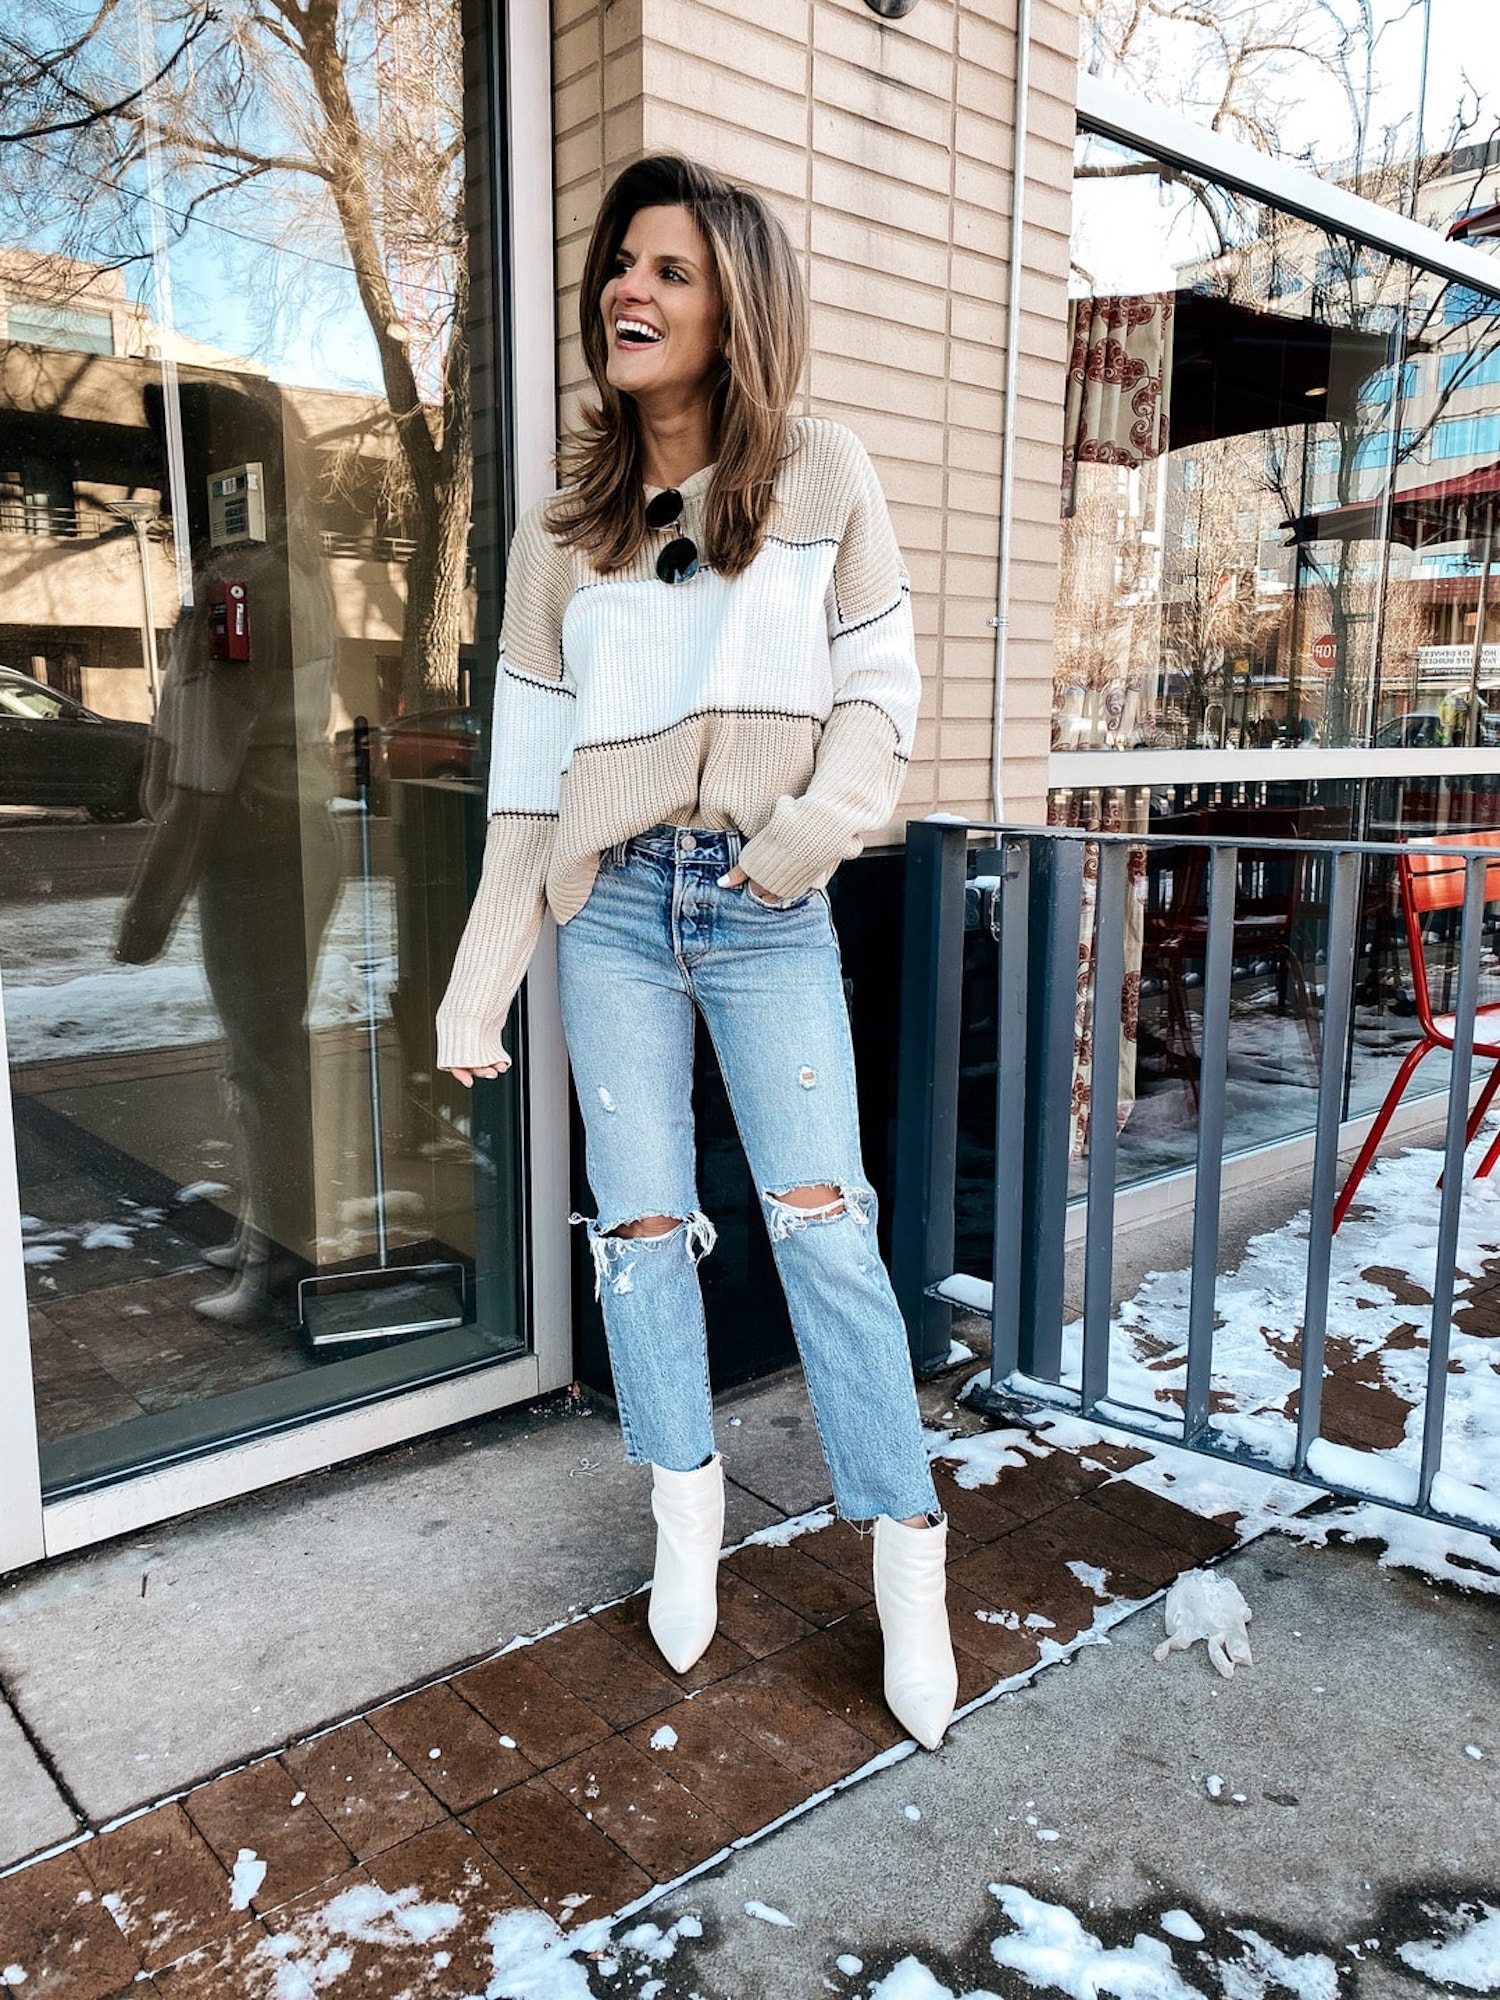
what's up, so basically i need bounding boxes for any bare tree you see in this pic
[0,0,470,709]
[1159,433,1266,740]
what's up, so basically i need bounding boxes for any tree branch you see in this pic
[0,6,218,144]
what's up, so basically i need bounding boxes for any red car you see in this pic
[381,707,482,783]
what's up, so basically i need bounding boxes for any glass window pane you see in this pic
[0,0,525,1495]
[1060,129,1500,757]
[6,303,115,354]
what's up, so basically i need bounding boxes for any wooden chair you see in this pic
[1333,828,1500,1230]
[1142,807,1327,1098]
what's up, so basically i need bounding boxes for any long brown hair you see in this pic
[546,155,808,576]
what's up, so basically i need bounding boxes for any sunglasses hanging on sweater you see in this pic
[644,487,700,584]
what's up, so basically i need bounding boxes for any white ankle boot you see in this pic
[873,1514,958,1750]
[648,1457,725,1674]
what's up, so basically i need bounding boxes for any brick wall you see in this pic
[549,0,1078,828]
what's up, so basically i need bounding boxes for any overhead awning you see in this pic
[1449,204,1500,244]
[1283,459,1500,546]
[1063,288,1397,513]
[1168,292,1392,448]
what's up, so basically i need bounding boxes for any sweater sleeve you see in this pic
[735,432,920,900]
[434,506,575,1070]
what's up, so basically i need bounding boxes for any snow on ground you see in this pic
[842,1886,1489,2000]
[20,1200,176,1274]
[1279,1501,1500,1596]
[982,1132,1500,1574]
[0,886,396,1064]
[1398,1905,1500,1992]
[218,1877,1498,2000]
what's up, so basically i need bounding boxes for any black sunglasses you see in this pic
[644,487,700,585]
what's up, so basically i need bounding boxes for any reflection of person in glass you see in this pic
[117,525,338,1324]
[435,157,957,1749]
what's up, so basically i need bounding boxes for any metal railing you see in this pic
[0,497,129,539]
[892,817,1500,1538]
[319,530,419,562]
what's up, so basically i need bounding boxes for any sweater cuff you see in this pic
[434,815,554,1069]
[736,794,865,901]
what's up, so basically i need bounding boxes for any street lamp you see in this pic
[103,499,162,716]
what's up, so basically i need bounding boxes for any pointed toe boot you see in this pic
[647,1456,725,1674]
[873,1513,958,1750]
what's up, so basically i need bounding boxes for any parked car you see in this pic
[382,707,482,783]
[0,665,148,821]
[1375,707,1500,748]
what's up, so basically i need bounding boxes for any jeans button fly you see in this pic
[679,832,697,852]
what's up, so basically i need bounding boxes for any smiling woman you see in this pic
[434,154,959,1752]
[602,207,724,415]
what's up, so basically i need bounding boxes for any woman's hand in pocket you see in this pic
[719,863,779,905]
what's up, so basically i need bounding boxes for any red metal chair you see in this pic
[1333,829,1500,1230]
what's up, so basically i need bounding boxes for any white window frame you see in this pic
[1054,77,1500,797]
[0,0,567,1573]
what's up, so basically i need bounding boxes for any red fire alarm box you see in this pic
[207,581,251,661]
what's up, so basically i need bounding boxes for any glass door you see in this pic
[0,0,536,1504]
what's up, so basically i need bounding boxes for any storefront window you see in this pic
[0,0,524,1495]
[1058,130,1500,757]
[1023,127,1500,1204]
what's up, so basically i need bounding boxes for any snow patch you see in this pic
[741,1507,836,1548]
[988,1884,1201,2000]
[649,1725,678,1752]
[745,1900,796,1928]
[927,1427,1035,1490]
[229,1849,266,1910]
[0,885,397,1065]
[1225,1929,1340,2000]
[869,1961,967,1999]
[1160,1912,1204,1943]
[481,1908,613,1998]
[1398,1905,1500,1992]
[79,1222,136,1252]
[941,1135,1500,1567]
[1279,1501,1500,1596]
[1066,1561,1112,1597]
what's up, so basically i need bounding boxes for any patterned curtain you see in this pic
[1062,293,1175,516]
[1047,786,1149,1160]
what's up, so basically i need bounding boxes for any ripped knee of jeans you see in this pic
[569,1210,717,1299]
[761,1182,875,1242]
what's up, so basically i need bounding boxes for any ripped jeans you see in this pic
[556,824,937,1522]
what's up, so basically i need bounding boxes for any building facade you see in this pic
[1,0,1497,1572]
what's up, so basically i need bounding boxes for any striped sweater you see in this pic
[435,417,920,1070]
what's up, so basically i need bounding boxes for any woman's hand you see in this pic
[446,1054,512,1089]
[719,864,776,902]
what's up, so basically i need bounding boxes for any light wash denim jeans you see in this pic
[556,823,938,1522]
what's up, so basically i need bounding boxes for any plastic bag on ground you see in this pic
[1153,1568,1254,1678]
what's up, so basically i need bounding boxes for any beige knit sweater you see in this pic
[434,417,920,1070]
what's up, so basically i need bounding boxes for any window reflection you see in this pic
[1059,131,1500,755]
[0,0,520,1490]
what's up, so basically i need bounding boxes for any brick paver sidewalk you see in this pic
[0,1435,1239,1997]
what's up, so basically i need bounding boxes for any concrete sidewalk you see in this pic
[0,1335,1494,1999]
[595,1532,1496,1998]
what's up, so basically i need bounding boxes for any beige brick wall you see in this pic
[550,0,1078,831]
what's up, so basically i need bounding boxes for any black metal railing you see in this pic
[892,817,1500,1538]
